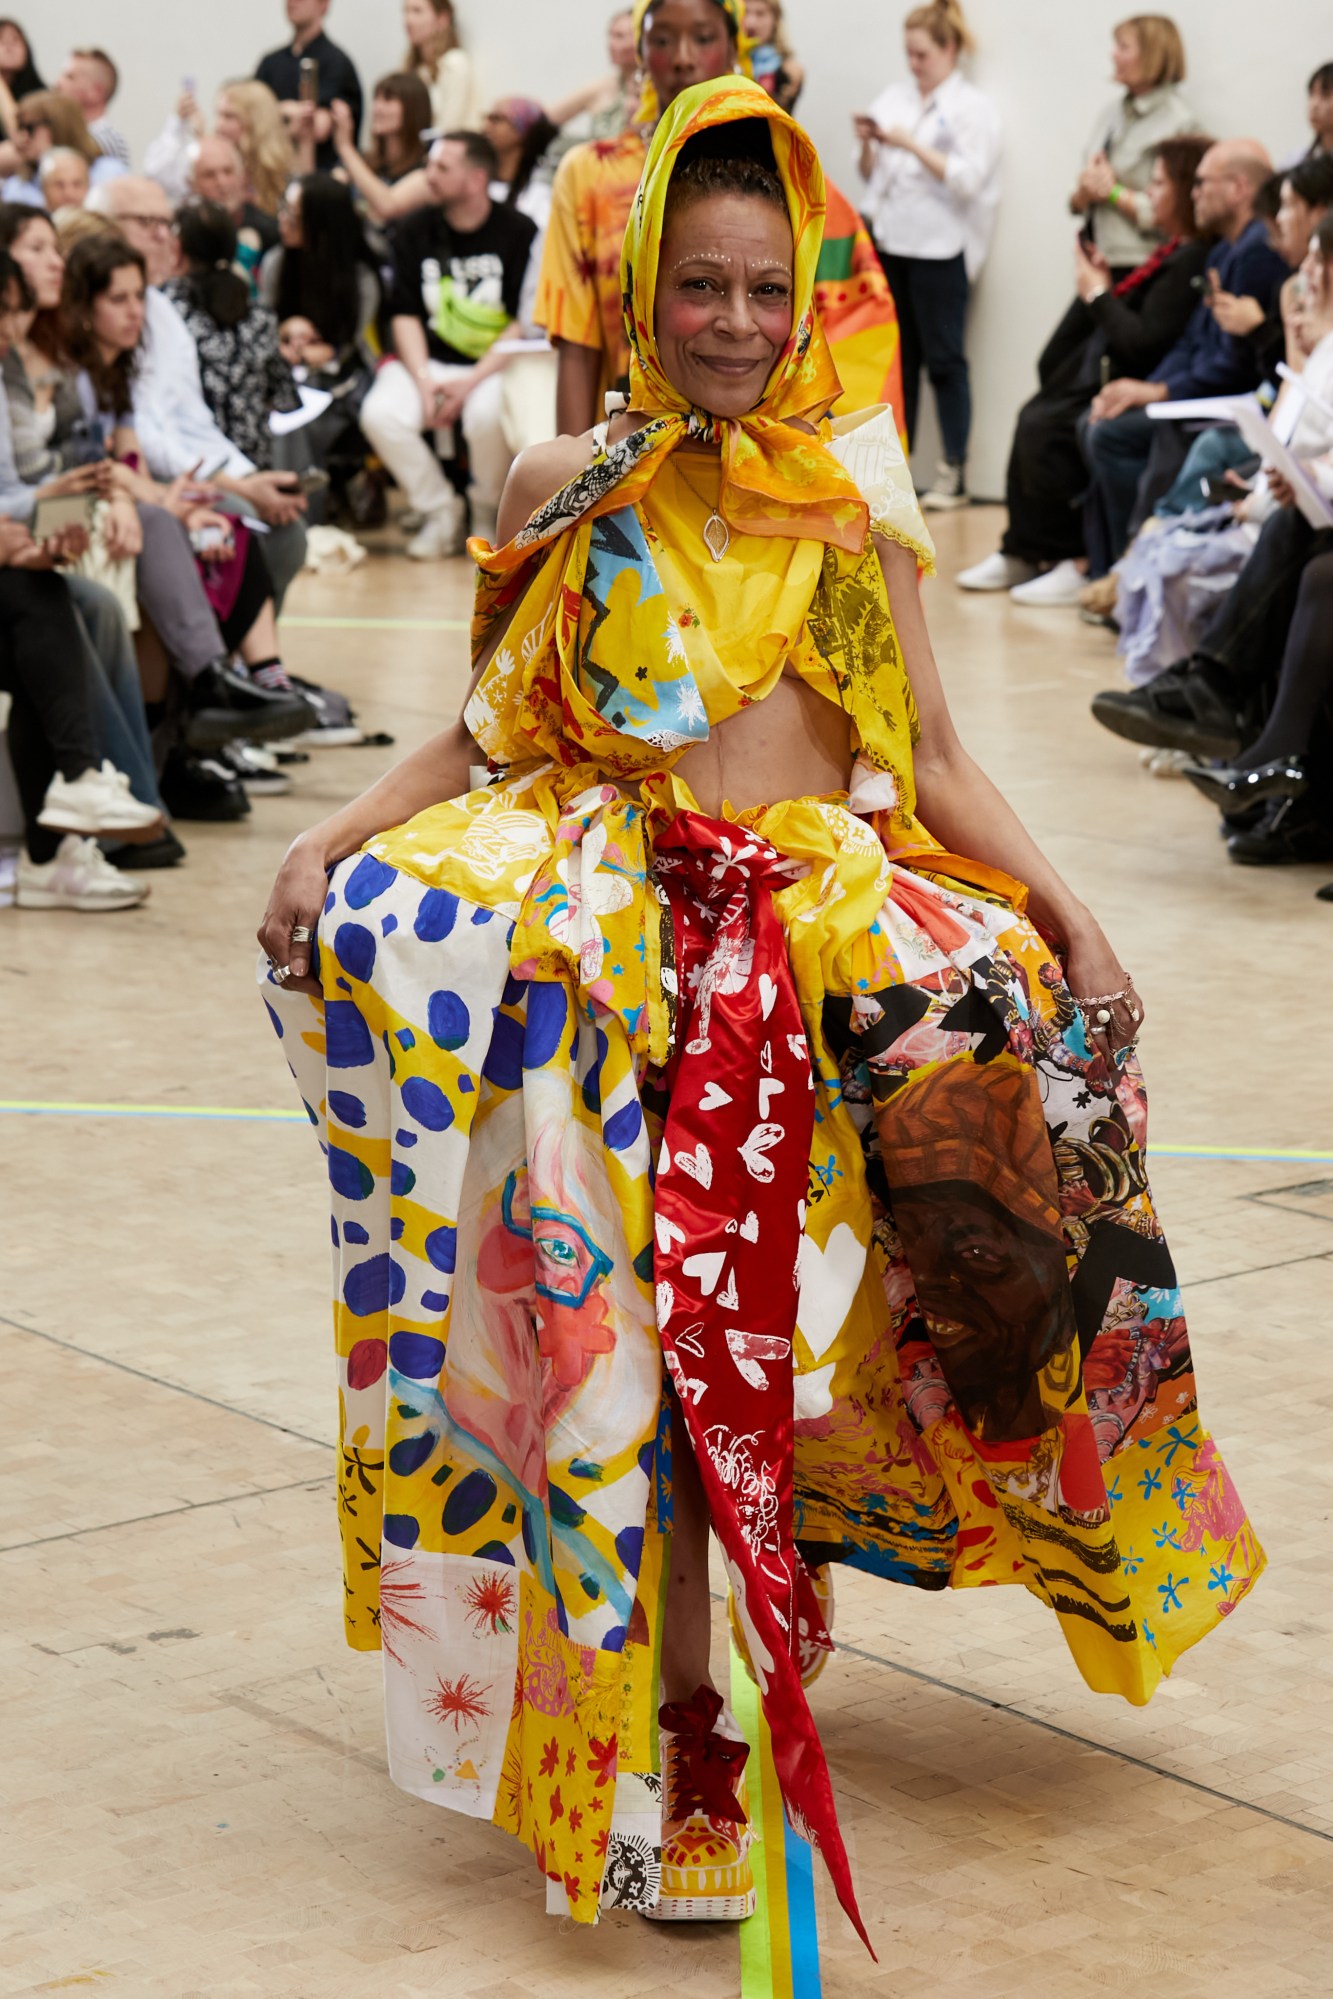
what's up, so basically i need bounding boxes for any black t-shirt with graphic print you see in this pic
[387,201,537,367]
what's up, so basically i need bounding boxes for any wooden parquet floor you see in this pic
[3,508,1330,1997]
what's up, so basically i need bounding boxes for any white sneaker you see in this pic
[920,461,968,511]
[38,762,163,835]
[17,834,148,911]
[406,501,466,560]
[221,742,292,794]
[1009,560,1087,607]
[956,551,1038,592]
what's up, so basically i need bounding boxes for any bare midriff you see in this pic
[670,672,854,818]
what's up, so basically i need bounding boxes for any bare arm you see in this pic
[554,340,604,438]
[547,75,612,127]
[877,537,1138,1055]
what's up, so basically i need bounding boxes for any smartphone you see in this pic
[297,467,330,496]
[1078,223,1096,252]
[1203,474,1247,501]
[181,74,197,95]
[298,56,320,104]
[32,492,94,539]
[190,523,230,555]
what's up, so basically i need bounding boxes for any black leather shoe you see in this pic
[104,828,187,869]
[1316,882,1333,902]
[160,749,252,822]
[1091,666,1245,758]
[184,660,316,750]
[1182,753,1308,811]
[1226,798,1333,867]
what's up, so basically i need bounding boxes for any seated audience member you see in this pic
[404,0,477,133]
[1079,140,1289,577]
[4,91,121,207]
[959,134,1212,601]
[0,526,158,911]
[60,233,319,812]
[744,1,805,114]
[259,171,380,496]
[0,245,157,911]
[1209,157,1333,380]
[256,0,363,172]
[190,135,280,292]
[1,205,311,773]
[259,172,380,374]
[1069,15,1196,278]
[483,99,558,224]
[89,177,309,613]
[328,71,432,226]
[54,49,129,169]
[546,9,637,146]
[1092,214,1333,843]
[359,129,535,554]
[0,247,171,843]
[37,146,90,213]
[165,203,301,470]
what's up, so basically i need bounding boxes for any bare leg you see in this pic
[133,615,170,704]
[659,1392,716,1705]
[237,601,280,667]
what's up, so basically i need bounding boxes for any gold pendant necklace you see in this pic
[673,455,730,563]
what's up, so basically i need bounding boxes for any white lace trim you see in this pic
[825,405,936,575]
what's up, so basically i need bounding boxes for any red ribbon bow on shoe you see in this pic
[659,1686,749,1824]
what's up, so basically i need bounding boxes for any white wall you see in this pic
[23,0,1325,489]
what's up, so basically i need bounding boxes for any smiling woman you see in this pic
[259,73,1263,1958]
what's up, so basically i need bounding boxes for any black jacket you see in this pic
[1038,237,1211,394]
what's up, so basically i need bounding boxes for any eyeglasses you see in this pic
[118,213,174,233]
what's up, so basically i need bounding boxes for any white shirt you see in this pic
[133,287,255,482]
[859,69,1001,279]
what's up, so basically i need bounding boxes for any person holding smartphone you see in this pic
[255,0,363,172]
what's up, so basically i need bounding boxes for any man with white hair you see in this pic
[56,48,130,168]
[89,176,308,610]
[38,148,90,213]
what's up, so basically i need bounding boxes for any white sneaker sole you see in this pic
[17,886,146,911]
[921,491,969,512]
[642,1887,756,1922]
[36,804,163,834]
[288,726,363,749]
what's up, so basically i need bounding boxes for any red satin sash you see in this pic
[652,812,869,1952]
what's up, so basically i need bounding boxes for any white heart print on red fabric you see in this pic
[739,1124,784,1183]
[682,1249,726,1296]
[674,1141,713,1188]
[726,1328,792,1389]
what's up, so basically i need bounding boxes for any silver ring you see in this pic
[290,924,314,944]
[272,963,292,984]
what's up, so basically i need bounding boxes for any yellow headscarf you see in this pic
[618,77,868,552]
[630,0,748,124]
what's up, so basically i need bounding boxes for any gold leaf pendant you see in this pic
[702,511,730,563]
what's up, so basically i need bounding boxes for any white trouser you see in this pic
[499,351,558,457]
[360,359,512,527]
